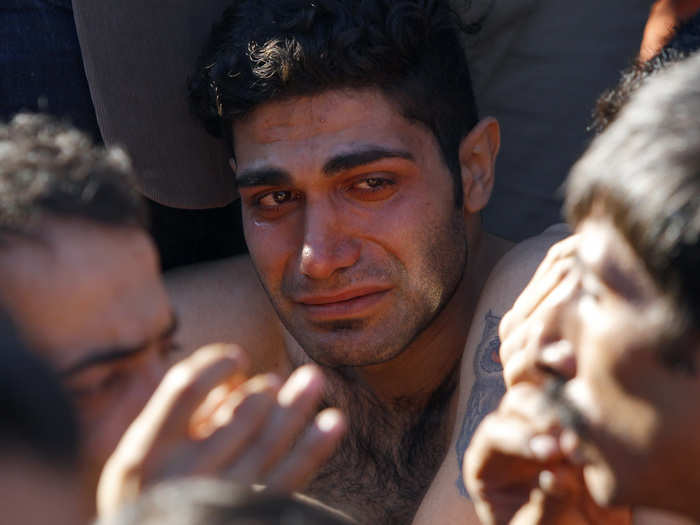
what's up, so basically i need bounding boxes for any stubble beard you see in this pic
[268,213,468,369]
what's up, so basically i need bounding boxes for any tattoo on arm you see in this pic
[455,310,505,497]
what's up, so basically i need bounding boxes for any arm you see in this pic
[413,225,570,524]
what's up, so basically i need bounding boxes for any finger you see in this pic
[498,384,563,436]
[264,408,346,492]
[186,374,281,476]
[499,235,579,341]
[499,312,530,370]
[139,344,249,447]
[500,255,576,338]
[502,271,579,387]
[226,364,325,482]
[466,413,559,489]
[501,320,538,387]
[190,368,252,438]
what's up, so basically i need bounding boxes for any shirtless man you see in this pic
[465,52,700,524]
[170,1,564,522]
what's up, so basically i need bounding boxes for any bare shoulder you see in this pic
[412,224,570,525]
[480,223,571,309]
[165,255,286,375]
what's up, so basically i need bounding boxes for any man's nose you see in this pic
[299,204,360,280]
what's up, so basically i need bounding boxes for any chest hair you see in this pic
[306,368,458,524]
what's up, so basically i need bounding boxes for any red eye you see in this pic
[348,176,397,201]
[256,190,302,209]
[355,177,391,190]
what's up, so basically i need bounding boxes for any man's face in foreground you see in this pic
[0,218,175,493]
[540,214,700,511]
[234,88,468,368]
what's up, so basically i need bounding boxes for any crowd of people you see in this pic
[2,1,700,524]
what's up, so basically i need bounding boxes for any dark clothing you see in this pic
[1,0,101,140]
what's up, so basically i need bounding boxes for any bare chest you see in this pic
[306,374,458,524]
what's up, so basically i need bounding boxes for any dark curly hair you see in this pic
[0,113,147,239]
[189,0,478,205]
[591,10,700,134]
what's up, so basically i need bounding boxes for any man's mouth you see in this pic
[295,286,392,320]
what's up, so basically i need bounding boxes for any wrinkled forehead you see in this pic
[232,88,437,172]
[0,218,171,370]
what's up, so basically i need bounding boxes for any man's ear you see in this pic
[229,157,238,173]
[458,117,500,214]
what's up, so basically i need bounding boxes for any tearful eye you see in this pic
[346,175,398,202]
[257,190,299,208]
[356,177,390,190]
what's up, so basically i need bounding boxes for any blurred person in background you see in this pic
[0,113,345,517]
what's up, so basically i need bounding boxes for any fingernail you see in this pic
[278,366,318,406]
[529,435,558,460]
[317,409,343,432]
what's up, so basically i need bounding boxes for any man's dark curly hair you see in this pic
[591,10,700,134]
[189,0,479,205]
[0,113,147,239]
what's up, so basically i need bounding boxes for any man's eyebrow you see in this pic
[322,147,414,176]
[235,167,292,188]
[59,314,179,378]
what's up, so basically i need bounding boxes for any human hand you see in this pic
[498,235,580,388]
[97,344,346,516]
[464,383,631,525]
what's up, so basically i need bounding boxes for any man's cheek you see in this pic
[245,229,296,289]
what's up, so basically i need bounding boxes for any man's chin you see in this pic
[290,327,408,368]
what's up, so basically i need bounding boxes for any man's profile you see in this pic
[466,50,700,525]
